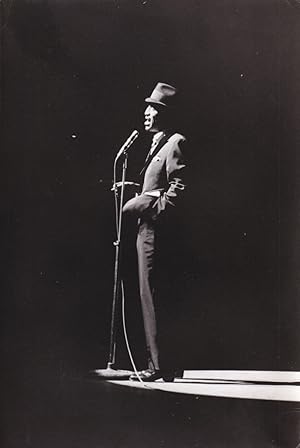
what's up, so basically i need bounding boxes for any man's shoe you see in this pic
[129,369,175,382]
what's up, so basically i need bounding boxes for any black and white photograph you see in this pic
[1,0,300,446]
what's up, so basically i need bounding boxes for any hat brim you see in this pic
[145,97,167,107]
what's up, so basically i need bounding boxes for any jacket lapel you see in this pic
[139,132,171,176]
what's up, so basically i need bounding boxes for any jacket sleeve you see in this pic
[151,136,186,219]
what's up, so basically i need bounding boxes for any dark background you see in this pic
[1,0,300,382]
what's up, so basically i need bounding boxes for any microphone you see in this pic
[116,130,139,158]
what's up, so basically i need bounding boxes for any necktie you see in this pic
[144,132,164,163]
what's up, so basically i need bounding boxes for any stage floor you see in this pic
[3,367,300,447]
[109,370,300,402]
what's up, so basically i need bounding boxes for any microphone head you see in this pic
[125,129,139,147]
[130,129,139,140]
[116,129,140,159]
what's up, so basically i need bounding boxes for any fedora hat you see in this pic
[145,82,177,107]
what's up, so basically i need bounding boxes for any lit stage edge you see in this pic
[107,370,300,402]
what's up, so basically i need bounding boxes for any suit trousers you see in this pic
[136,219,160,371]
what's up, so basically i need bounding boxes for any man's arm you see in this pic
[150,136,186,219]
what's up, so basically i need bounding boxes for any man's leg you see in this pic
[136,220,159,371]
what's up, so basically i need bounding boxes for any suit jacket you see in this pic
[123,131,186,221]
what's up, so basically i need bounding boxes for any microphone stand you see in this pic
[91,149,134,379]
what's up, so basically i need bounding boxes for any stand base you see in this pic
[89,366,134,380]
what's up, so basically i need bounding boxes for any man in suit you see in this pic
[123,82,187,381]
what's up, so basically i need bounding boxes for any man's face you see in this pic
[144,104,161,132]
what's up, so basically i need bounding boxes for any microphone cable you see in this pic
[121,280,150,386]
[113,153,147,386]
